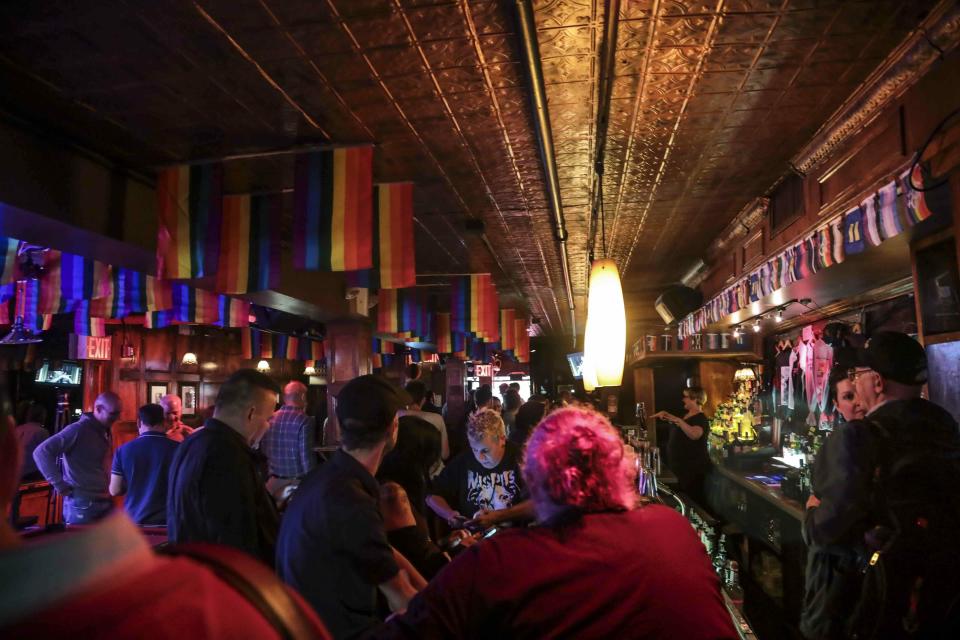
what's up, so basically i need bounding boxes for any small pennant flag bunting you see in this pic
[293,147,374,272]
[375,182,416,289]
[0,237,19,286]
[843,206,866,255]
[218,194,282,294]
[860,195,883,248]
[875,181,903,241]
[74,301,107,337]
[156,163,224,279]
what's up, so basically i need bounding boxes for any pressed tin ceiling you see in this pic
[0,0,940,336]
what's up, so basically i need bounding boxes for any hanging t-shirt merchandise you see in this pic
[431,441,528,519]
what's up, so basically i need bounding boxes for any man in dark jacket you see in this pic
[801,332,960,639]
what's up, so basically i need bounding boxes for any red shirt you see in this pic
[374,505,737,639]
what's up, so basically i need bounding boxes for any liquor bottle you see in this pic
[713,534,727,576]
[726,560,745,607]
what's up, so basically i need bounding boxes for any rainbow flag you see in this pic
[452,331,467,359]
[248,330,274,359]
[172,284,219,324]
[345,269,378,290]
[500,308,516,352]
[157,163,223,279]
[399,288,429,342]
[218,194,281,293]
[0,237,19,286]
[37,252,77,315]
[377,288,400,334]
[875,181,903,241]
[216,296,250,328]
[146,276,173,311]
[293,147,373,272]
[373,338,396,354]
[15,280,47,333]
[60,252,111,300]
[275,335,299,360]
[451,275,499,341]
[372,353,383,369]
[145,310,176,329]
[89,268,144,319]
[375,183,416,289]
[297,338,325,361]
[514,318,530,363]
[434,312,452,353]
[73,301,107,337]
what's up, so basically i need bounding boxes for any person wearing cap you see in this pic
[801,331,960,639]
[276,374,427,640]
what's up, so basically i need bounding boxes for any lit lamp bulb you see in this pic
[732,326,741,339]
[181,352,198,366]
[303,360,317,376]
[775,309,783,323]
[753,318,761,333]
[582,258,626,388]
[256,359,271,372]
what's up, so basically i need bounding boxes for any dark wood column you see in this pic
[323,318,373,445]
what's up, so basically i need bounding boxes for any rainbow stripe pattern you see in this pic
[156,163,223,279]
[60,252,111,300]
[218,194,281,294]
[172,284,220,324]
[434,312,452,353]
[294,147,373,272]
[74,300,107,337]
[217,296,250,328]
[146,276,173,311]
[375,182,415,289]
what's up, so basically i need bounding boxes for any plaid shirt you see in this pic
[260,406,316,479]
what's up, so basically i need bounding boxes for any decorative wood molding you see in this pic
[792,0,960,176]
[706,197,769,263]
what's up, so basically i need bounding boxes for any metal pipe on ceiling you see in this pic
[588,0,622,259]
[514,0,577,340]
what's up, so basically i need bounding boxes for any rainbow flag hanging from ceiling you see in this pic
[37,252,75,315]
[145,310,176,329]
[514,317,530,363]
[89,268,144,319]
[451,274,499,342]
[275,334,300,360]
[156,163,223,279]
[377,288,400,334]
[15,280,42,332]
[434,312,452,353]
[217,296,250,328]
[59,252,111,300]
[500,308,516,352]
[146,276,173,311]
[1,237,19,286]
[217,194,281,294]
[172,284,219,324]
[375,182,416,289]
[74,301,107,337]
[399,288,429,342]
[293,147,373,272]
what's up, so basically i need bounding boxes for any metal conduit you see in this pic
[515,0,577,339]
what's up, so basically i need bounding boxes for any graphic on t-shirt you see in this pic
[466,469,521,512]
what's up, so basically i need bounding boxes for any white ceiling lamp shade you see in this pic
[582,258,626,388]
[256,359,271,372]
[581,347,599,392]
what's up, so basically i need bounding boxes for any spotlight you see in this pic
[732,326,741,339]
[753,319,761,333]
[776,309,784,323]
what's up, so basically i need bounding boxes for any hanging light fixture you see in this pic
[753,318,762,333]
[582,161,626,388]
[0,317,43,345]
[303,360,317,376]
[181,351,198,366]
[735,366,756,382]
[256,359,271,372]
[775,308,784,323]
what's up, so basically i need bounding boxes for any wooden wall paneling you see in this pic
[144,328,173,372]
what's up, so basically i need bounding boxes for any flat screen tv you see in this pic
[35,360,82,387]
[566,352,584,379]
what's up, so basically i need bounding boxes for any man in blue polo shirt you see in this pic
[109,403,179,526]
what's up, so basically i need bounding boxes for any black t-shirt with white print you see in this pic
[431,441,527,518]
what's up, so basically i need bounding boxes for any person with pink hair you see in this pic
[375,407,737,639]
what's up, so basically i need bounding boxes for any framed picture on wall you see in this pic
[180,383,198,415]
[149,383,168,405]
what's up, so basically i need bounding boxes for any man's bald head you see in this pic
[94,391,122,428]
[283,381,308,409]
[159,394,182,426]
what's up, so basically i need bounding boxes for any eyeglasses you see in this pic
[847,367,874,382]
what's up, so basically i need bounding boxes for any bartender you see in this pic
[654,386,712,508]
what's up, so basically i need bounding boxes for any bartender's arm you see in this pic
[654,411,703,440]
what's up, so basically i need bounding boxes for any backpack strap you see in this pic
[158,543,326,640]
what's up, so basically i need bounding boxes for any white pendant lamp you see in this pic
[583,258,626,388]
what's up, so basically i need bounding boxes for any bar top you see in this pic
[714,465,805,522]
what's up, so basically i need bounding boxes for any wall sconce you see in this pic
[257,359,271,372]
[752,318,762,333]
[732,326,741,339]
[303,361,317,376]
[181,352,198,366]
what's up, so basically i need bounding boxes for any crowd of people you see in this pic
[2,330,957,638]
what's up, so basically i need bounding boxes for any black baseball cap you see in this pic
[336,374,411,433]
[853,331,927,386]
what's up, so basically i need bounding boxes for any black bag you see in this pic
[846,419,960,639]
